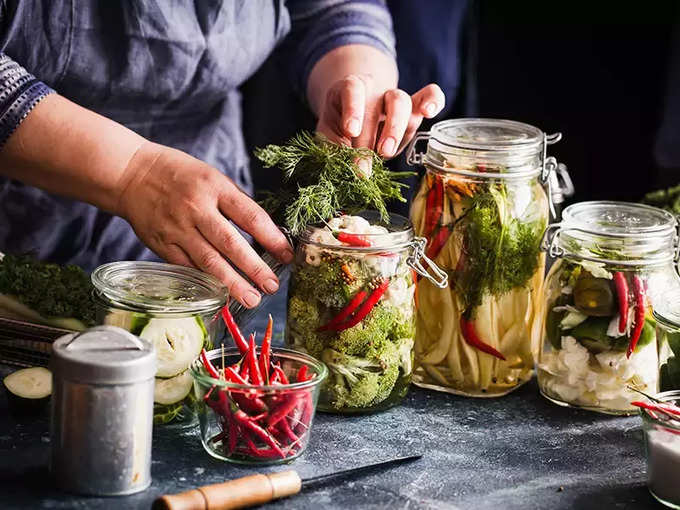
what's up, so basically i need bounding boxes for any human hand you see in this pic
[316,75,445,171]
[117,143,294,308]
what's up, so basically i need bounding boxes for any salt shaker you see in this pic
[50,325,156,496]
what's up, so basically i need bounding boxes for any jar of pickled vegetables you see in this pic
[91,261,227,425]
[539,201,680,414]
[285,211,447,413]
[406,118,563,396]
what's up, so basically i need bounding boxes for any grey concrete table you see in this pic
[0,289,658,509]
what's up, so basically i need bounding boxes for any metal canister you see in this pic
[50,325,156,496]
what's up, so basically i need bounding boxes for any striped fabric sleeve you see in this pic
[284,0,396,98]
[0,53,55,149]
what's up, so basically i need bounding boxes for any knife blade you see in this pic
[153,454,422,510]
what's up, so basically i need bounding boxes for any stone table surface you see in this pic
[0,290,659,510]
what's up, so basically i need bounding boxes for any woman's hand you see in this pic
[117,143,294,308]
[316,75,445,162]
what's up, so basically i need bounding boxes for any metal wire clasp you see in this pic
[540,224,565,258]
[406,131,431,166]
[407,237,448,288]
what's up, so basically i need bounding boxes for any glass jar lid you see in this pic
[407,118,561,179]
[543,201,679,266]
[92,261,227,314]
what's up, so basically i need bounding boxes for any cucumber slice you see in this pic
[4,367,52,400]
[140,317,206,377]
[154,371,193,405]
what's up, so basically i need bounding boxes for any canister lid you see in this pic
[92,261,227,315]
[51,326,156,384]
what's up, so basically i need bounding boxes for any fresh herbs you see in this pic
[255,131,413,235]
[0,254,95,326]
[643,184,680,214]
[455,188,543,313]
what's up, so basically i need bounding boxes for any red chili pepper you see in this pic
[267,394,300,427]
[272,364,290,385]
[627,275,646,358]
[424,175,444,238]
[334,231,373,247]
[297,365,310,383]
[632,400,680,418]
[221,304,248,354]
[424,183,436,237]
[259,315,273,383]
[226,413,238,454]
[332,279,390,332]
[239,360,250,380]
[317,290,368,331]
[246,333,263,385]
[295,396,314,436]
[275,418,299,445]
[200,349,222,379]
[613,272,629,334]
[223,366,248,385]
[425,225,451,260]
[232,408,285,458]
[460,315,506,361]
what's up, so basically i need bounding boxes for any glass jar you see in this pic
[91,261,227,426]
[405,118,563,396]
[285,211,447,414]
[640,390,680,509]
[538,201,680,414]
[654,290,680,393]
[191,347,327,465]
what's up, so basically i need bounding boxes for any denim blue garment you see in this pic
[0,0,394,271]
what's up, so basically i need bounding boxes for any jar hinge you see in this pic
[407,237,449,288]
[406,131,431,166]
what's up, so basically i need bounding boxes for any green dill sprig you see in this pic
[254,131,414,235]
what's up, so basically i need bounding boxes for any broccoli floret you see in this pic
[291,257,363,309]
[286,295,324,358]
[321,340,400,409]
[391,312,415,340]
[328,304,394,356]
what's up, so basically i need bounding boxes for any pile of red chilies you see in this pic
[612,271,647,358]
[199,308,316,460]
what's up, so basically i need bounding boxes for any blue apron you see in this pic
[0,0,290,270]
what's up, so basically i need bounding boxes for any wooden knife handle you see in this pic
[153,471,302,510]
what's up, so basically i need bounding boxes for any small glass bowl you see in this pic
[190,348,327,465]
[640,390,680,509]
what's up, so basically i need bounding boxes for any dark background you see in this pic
[243,2,680,209]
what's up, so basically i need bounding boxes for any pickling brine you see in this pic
[406,119,564,396]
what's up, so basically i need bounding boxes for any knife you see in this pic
[153,454,421,510]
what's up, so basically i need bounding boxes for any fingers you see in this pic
[197,211,281,295]
[186,229,263,309]
[219,188,294,264]
[411,84,445,119]
[339,75,367,139]
[377,88,412,158]
[395,84,447,155]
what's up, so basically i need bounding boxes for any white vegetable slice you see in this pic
[139,317,205,377]
[3,367,52,399]
[154,371,193,405]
